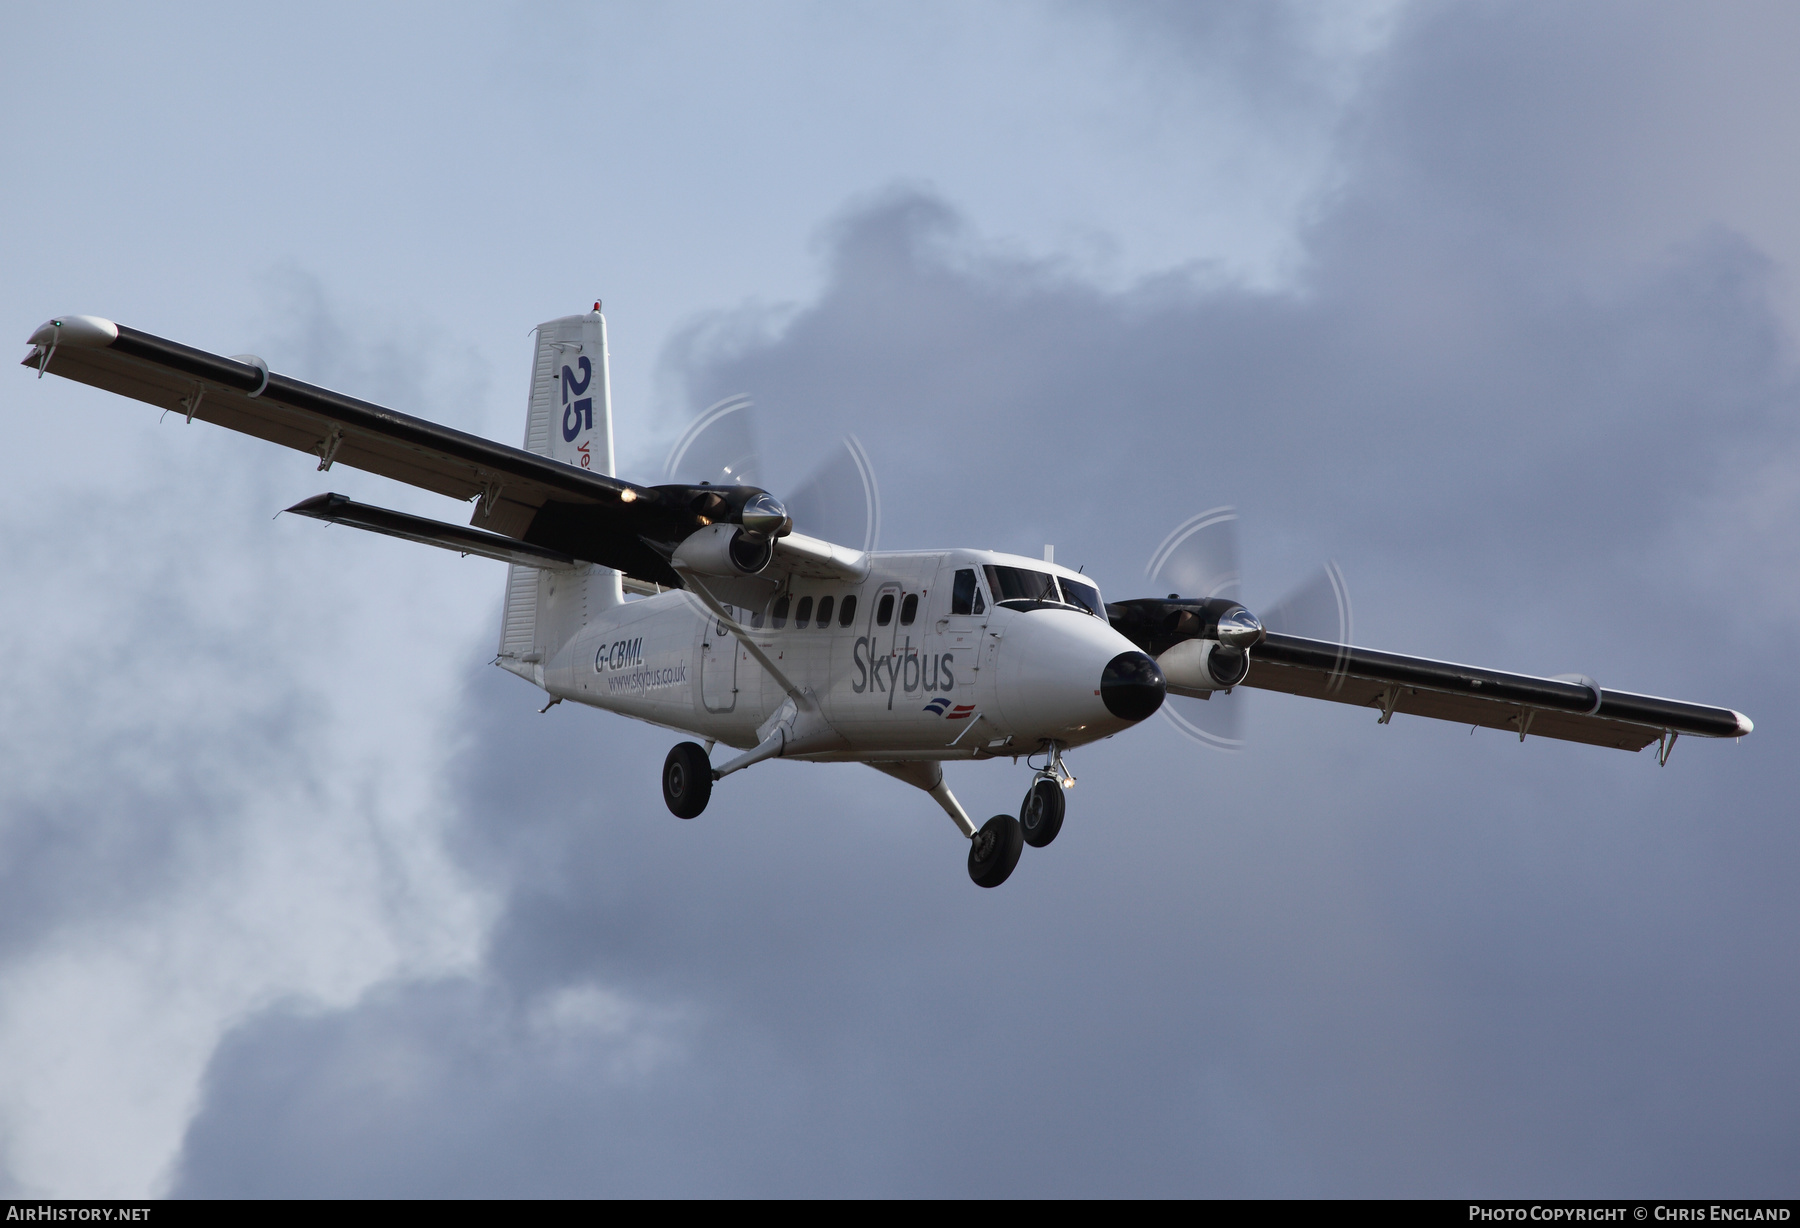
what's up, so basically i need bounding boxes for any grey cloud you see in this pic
[171,3,1798,1197]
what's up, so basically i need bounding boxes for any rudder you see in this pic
[496,306,622,683]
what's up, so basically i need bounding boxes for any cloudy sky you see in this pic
[3,0,1796,1197]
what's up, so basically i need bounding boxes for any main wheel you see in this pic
[1019,778,1065,848]
[967,814,1024,888]
[662,742,713,819]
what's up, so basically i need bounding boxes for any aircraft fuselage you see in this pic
[528,548,1158,760]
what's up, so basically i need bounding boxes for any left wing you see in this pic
[1245,632,1749,755]
[1108,597,1751,757]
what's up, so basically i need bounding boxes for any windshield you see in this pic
[984,565,1057,604]
[1059,577,1103,617]
[983,565,1102,617]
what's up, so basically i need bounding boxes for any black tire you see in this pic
[1019,778,1065,848]
[662,742,713,819]
[967,814,1024,888]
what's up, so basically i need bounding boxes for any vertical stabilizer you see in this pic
[496,306,622,683]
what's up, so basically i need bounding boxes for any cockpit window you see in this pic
[983,566,1058,604]
[983,565,1102,616]
[951,568,987,615]
[1059,577,1103,617]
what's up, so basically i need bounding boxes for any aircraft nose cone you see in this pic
[1101,651,1166,722]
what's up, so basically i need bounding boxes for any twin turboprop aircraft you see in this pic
[23,307,1754,888]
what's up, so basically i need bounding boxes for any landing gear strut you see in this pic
[662,742,713,818]
[968,814,1023,888]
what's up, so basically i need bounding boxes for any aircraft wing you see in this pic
[18,315,758,587]
[1243,631,1751,753]
[22,314,640,535]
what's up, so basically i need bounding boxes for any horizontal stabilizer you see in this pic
[285,493,578,570]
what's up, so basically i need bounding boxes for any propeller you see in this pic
[663,394,881,554]
[1145,506,1352,751]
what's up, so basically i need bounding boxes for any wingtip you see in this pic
[28,315,119,349]
[284,492,349,518]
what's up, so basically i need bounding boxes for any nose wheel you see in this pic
[968,814,1023,887]
[1020,777,1066,848]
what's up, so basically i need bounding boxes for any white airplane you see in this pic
[23,307,1755,888]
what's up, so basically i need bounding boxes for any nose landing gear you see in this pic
[1020,777,1065,847]
[1019,742,1073,849]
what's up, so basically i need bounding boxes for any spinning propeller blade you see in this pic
[665,394,761,488]
[1260,560,1353,687]
[1147,506,1241,602]
[785,435,881,554]
[665,395,881,553]
[1144,508,1353,752]
[1147,508,1247,750]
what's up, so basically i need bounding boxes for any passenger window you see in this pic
[900,593,918,625]
[772,595,790,629]
[839,594,857,626]
[876,593,894,626]
[795,596,813,628]
[816,595,834,627]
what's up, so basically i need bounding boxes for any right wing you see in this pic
[25,316,635,535]
[23,315,854,590]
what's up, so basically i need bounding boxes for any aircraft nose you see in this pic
[1101,651,1166,722]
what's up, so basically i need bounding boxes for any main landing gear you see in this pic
[968,814,1023,887]
[662,742,713,819]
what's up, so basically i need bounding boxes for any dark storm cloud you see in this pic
[0,271,492,969]
[173,3,1799,1196]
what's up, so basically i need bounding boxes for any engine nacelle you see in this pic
[670,522,773,577]
[1155,637,1249,692]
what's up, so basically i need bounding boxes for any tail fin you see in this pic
[497,306,623,682]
